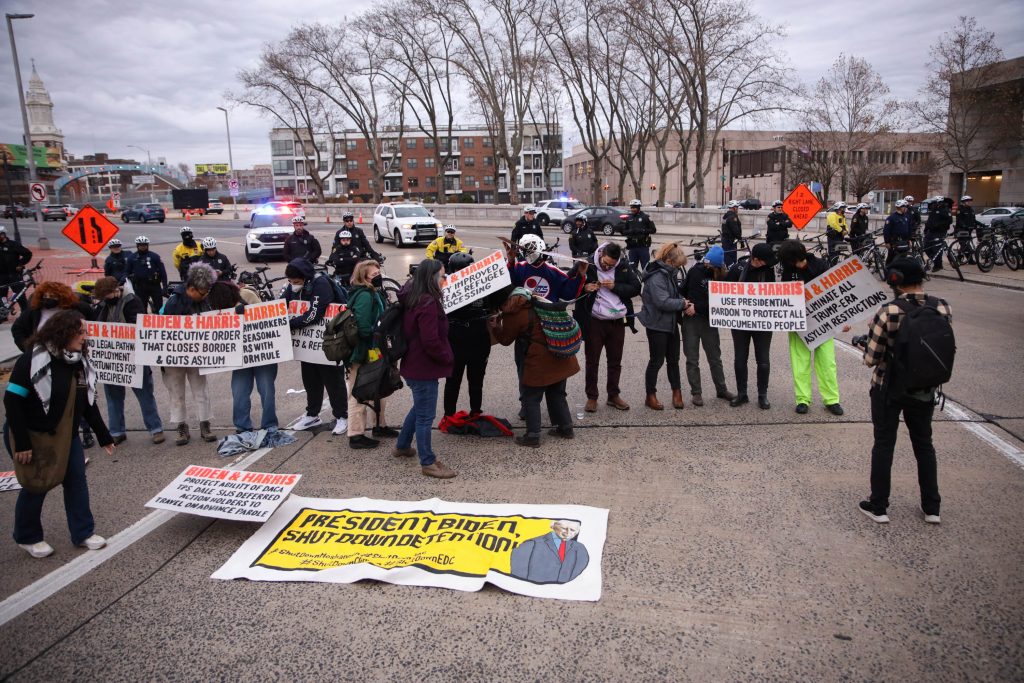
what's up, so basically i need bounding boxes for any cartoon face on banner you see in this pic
[523,275,551,298]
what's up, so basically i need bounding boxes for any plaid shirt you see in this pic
[863,292,953,387]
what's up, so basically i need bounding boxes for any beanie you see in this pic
[887,257,925,287]
[751,242,776,267]
[704,245,725,268]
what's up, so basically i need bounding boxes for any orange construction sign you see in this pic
[783,184,823,231]
[62,204,120,256]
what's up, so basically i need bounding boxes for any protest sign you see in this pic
[200,300,293,376]
[289,301,345,365]
[213,496,609,601]
[800,256,889,349]
[85,321,143,388]
[442,250,511,313]
[145,465,300,522]
[709,280,806,332]
[135,313,243,368]
[0,471,22,492]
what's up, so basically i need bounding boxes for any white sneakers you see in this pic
[922,509,941,524]
[289,415,323,431]
[79,534,107,550]
[332,417,348,435]
[18,541,54,558]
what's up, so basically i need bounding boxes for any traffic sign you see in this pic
[62,205,119,256]
[112,191,121,201]
[29,182,46,203]
[229,178,239,197]
[782,184,823,231]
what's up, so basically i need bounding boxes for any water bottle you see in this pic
[575,402,585,421]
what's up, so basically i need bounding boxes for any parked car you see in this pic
[560,206,630,236]
[372,202,443,247]
[738,198,762,210]
[991,208,1024,230]
[977,206,1021,226]
[670,201,696,208]
[41,204,68,221]
[121,203,166,224]
[2,203,34,219]
[244,211,295,261]
[207,200,224,215]
[527,199,585,225]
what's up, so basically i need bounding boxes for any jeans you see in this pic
[682,315,728,397]
[161,367,212,424]
[584,317,625,400]
[722,240,737,267]
[300,361,347,419]
[444,321,491,416]
[522,379,573,438]
[644,328,681,394]
[627,246,650,270]
[12,434,94,545]
[868,386,941,514]
[731,330,772,396]
[104,366,162,436]
[397,378,439,466]
[923,231,945,267]
[231,364,278,432]
[788,334,839,406]
[347,363,388,436]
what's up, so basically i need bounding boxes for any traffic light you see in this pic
[650,184,656,190]
[603,184,610,190]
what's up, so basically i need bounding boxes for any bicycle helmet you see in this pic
[342,212,355,221]
[202,237,217,249]
[727,200,741,208]
[574,214,586,222]
[0,226,6,234]
[629,199,642,208]
[855,203,868,210]
[894,200,908,209]
[960,195,973,202]
[831,202,847,211]
[518,234,546,264]
[443,225,457,234]
[448,252,474,272]
[292,215,307,226]
[135,235,150,244]
[930,195,945,203]
[108,238,122,247]
[337,231,352,240]
[771,200,783,208]
[179,226,193,235]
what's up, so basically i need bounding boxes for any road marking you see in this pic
[834,341,1024,469]
[0,446,275,628]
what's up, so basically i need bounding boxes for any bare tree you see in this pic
[787,132,843,202]
[910,16,1018,196]
[848,156,887,201]
[526,65,566,198]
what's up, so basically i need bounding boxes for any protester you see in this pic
[858,257,950,524]
[199,237,233,280]
[443,252,496,419]
[161,262,218,446]
[125,236,167,313]
[825,202,849,258]
[511,208,544,244]
[326,230,367,287]
[171,226,203,280]
[0,226,31,314]
[102,239,128,284]
[721,200,742,267]
[849,204,871,252]
[574,242,639,412]
[681,245,735,406]
[284,257,347,435]
[623,199,657,269]
[345,259,393,450]
[777,240,845,416]
[637,242,692,410]
[568,214,598,258]
[424,226,467,271]
[4,309,114,558]
[883,200,912,265]
[923,196,953,272]
[332,212,382,263]
[283,216,322,263]
[493,287,578,448]
[395,259,456,478]
[92,277,164,444]
[12,281,94,352]
[765,200,793,244]
[727,243,776,408]
[955,195,981,265]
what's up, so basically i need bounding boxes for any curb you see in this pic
[930,270,1024,292]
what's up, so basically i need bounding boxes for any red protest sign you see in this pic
[62,204,120,256]
[783,185,823,231]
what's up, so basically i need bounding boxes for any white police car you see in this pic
[527,199,585,226]
[243,205,299,261]
[372,202,443,247]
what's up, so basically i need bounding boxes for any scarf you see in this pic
[29,344,97,414]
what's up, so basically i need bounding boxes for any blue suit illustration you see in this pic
[509,520,589,584]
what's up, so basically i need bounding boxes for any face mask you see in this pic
[42,297,59,309]
[370,275,383,288]
[105,295,120,304]
[183,237,196,247]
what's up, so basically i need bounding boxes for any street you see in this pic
[0,219,1022,681]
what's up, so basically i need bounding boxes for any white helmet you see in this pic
[629,199,642,208]
[931,195,945,203]
[518,234,546,264]
[0,225,7,234]
[108,238,122,247]
[291,215,307,225]
[727,200,741,208]
[771,200,783,208]
[961,195,973,202]
[443,225,457,233]
[135,235,150,244]
[179,226,193,235]
[904,195,915,202]
[338,230,352,239]
[202,237,217,249]
[895,200,908,209]
[855,203,868,210]
[831,202,847,211]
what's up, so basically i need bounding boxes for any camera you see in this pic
[851,334,868,349]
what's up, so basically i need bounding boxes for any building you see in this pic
[25,62,65,169]
[268,123,563,204]
[233,164,273,191]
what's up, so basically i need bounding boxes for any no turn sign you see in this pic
[29,182,46,203]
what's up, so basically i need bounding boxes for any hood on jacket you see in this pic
[500,288,533,314]
[287,258,315,280]
[641,259,675,282]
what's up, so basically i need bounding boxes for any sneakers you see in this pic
[393,447,416,458]
[331,417,348,435]
[422,460,457,479]
[729,394,749,408]
[349,435,379,449]
[584,399,598,413]
[112,434,128,445]
[290,415,323,431]
[515,435,541,448]
[795,403,809,414]
[18,541,54,558]
[922,508,941,524]
[547,427,575,439]
[371,426,399,438]
[175,422,190,446]
[152,431,165,444]
[81,431,95,449]
[858,500,889,524]
[606,396,630,410]
[78,534,106,550]
[199,421,216,442]
[825,403,844,416]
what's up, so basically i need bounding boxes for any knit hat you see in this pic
[704,245,725,267]
[750,242,776,267]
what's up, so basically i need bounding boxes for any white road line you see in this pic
[0,446,275,628]
[834,340,1024,468]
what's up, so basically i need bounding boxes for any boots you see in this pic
[175,422,190,446]
[671,389,685,409]
[199,421,216,442]
[645,393,664,410]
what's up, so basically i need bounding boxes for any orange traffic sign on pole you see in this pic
[62,204,120,256]
[782,184,823,231]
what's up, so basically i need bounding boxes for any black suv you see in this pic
[738,198,762,210]
[561,206,630,236]
[121,203,166,223]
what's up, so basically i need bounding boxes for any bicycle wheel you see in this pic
[945,246,964,281]
[947,240,964,266]
[976,243,995,272]
[381,277,402,305]
[1004,241,1022,271]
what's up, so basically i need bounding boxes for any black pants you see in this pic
[522,379,572,438]
[444,321,491,416]
[731,330,772,396]
[514,337,529,415]
[627,246,650,270]
[956,231,975,263]
[923,231,945,267]
[868,386,941,514]
[300,361,347,419]
[827,238,845,259]
[645,328,681,394]
[722,240,737,267]
[133,280,163,313]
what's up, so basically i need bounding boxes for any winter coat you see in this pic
[511,218,544,244]
[925,204,953,235]
[0,238,31,274]
[722,211,742,242]
[637,260,686,334]
[333,226,381,261]
[172,242,204,278]
[956,205,981,231]
[623,211,656,248]
[780,253,828,283]
[346,284,386,366]
[94,293,145,324]
[765,211,793,243]
[883,211,912,244]
[568,225,599,257]
[200,252,233,280]
[125,250,168,286]
[682,262,723,318]
[398,282,453,381]
[493,294,579,387]
[104,252,128,283]
[573,244,641,335]
[161,285,212,316]
[282,258,335,330]
[283,230,322,263]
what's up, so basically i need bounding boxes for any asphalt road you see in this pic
[0,217,1022,681]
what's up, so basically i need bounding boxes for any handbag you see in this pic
[351,357,403,404]
[9,377,75,494]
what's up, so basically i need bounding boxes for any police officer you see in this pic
[765,200,792,244]
[623,199,656,269]
[333,212,382,263]
[327,230,367,286]
[125,236,168,312]
[721,200,742,267]
[904,195,922,240]
[568,214,598,258]
[511,208,544,244]
[283,215,322,263]
[425,226,467,271]
[825,202,848,258]
[923,196,952,271]
[849,203,871,252]
[103,238,129,284]
[883,200,912,265]
[0,225,32,314]
[443,252,495,418]
[172,226,203,279]
[199,237,233,280]
[955,195,981,264]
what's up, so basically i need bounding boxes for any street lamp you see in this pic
[6,12,46,248]
[216,106,239,219]
[127,144,154,202]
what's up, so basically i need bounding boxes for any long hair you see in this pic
[26,309,85,352]
[350,259,381,288]
[30,281,78,311]
[406,259,444,305]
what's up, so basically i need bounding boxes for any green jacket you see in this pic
[347,285,386,366]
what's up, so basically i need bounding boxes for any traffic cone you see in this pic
[185,211,191,222]
[326,212,331,223]
[358,211,364,224]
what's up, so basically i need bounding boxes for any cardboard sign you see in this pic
[0,471,22,492]
[800,256,889,349]
[145,465,301,522]
[442,250,511,313]
[289,301,345,365]
[783,184,823,231]
[709,280,806,332]
[212,496,609,602]
[85,321,143,388]
[135,313,244,368]
[200,300,293,375]
[61,204,120,256]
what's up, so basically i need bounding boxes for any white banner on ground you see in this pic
[709,280,806,332]
[442,250,511,313]
[289,301,345,365]
[135,313,244,368]
[200,300,294,376]
[145,465,301,522]
[0,471,21,492]
[85,321,143,388]
[212,496,609,601]
[800,256,890,349]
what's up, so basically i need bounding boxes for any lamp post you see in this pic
[6,12,46,248]
[127,144,154,201]
[216,106,239,219]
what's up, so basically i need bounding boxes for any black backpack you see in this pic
[884,296,956,397]
[319,273,348,305]
[373,301,407,362]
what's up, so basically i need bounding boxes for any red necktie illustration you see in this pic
[558,539,566,562]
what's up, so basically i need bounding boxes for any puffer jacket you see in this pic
[637,260,686,334]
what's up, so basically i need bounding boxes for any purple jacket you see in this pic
[399,284,453,380]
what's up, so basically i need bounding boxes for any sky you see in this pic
[0,0,1021,170]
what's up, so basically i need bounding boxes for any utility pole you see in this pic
[216,107,239,219]
[6,13,47,248]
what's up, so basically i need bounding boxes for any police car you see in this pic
[372,202,443,247]
[527,199,585,225]
[244,204,301,261]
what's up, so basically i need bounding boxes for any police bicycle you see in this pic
[0,260,43,323]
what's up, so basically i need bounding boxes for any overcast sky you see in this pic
[0,0,1021,170]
